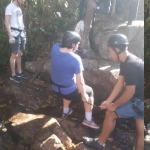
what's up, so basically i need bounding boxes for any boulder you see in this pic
[57,118,89,142]
[25,58,119,102]
[30,134,65,150]
[8,113,93,150]
[73,143,92,150]
[94,21,144,60]
[137,0,144,20]
[9,114,70,149]
[118,21,144,60]
[92,0,144,60]
[82,59,119,102]
[25,61,42,73]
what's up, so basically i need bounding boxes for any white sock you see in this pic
[85,112,92,121]
[63,107,69,114]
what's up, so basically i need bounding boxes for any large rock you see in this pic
[25,60,44,73]
[9,113,93,150]
[82,59,119,103]
[9,113,51,145]
[57,118,89,142]
[25,58,119,103]
[30,134,65,150]
[91,0,144,60]
[119,21,144,59]
[41,59,51,83]
[137,0,144,20]
[9,113,70,149]
[94,21,144,60]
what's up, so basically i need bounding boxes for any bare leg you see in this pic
[135,119,144,150]
[16,50,23,74]
[63,98,71,108]
[83,96,93,112]
[98,110,118,145]
[10,53,17,76]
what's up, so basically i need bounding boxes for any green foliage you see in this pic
[145,0,150,65]
[0,0,11,65]
[0,29,10,65]
[0,0,78,65]
[23,0,78,59]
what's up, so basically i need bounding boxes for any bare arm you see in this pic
[5,15,12,37]
[106,75,125,103]
[113,85,135,108]
[106,85,135,111]
[76,72,89,101]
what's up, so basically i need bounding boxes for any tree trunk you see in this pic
[110,0,116,16]
[81,0,94,55]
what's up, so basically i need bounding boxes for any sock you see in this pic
[63,107,69,114]
[85,112,92,121]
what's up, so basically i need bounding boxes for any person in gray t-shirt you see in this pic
[5,0,27,83]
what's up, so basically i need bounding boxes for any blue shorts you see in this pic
[115,98,144,120]
[10,36,26,54]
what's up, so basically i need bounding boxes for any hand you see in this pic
[92,2,97,9]
[9,32,13,37]
[99,101,108,110]
[106,103,117,111]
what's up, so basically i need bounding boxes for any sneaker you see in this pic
[83,137,105,150]
[10,75,21,83]
[61,108,73,119]
[17,72,28,78]
[82,119,99,129]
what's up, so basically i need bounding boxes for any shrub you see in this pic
[0,0,79,65]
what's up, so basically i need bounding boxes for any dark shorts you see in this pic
[10,36,26,54]
[53,85,93,101]
[115,98,144,120]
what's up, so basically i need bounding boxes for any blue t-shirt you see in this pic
[51,43,84,94]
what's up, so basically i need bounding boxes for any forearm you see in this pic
[107,82,124,103]
[77,79,86,97]
[76,72,89,101]
[5,20,12,36]
[113,89,134,108]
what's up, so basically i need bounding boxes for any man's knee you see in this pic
[85,85,94,97]
[105,110,118,119]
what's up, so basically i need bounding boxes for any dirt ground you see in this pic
[0,66,150,150]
